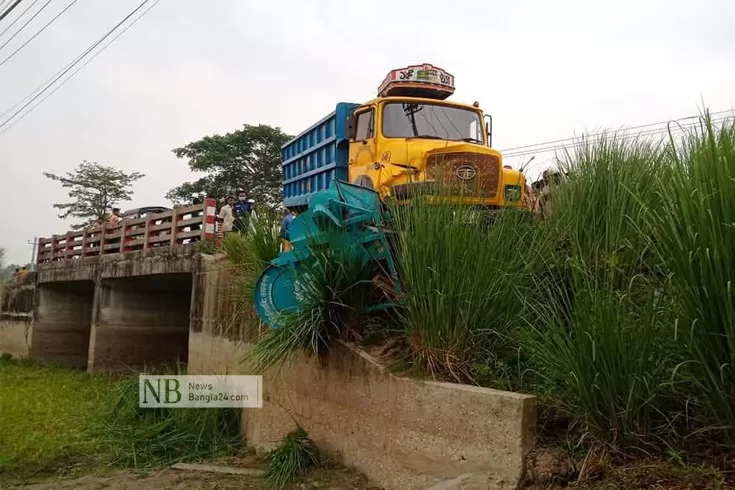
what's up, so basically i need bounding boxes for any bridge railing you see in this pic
[36,199,217,264]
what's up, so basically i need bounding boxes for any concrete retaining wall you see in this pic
[188,256,536,490]
[0,276,36,358]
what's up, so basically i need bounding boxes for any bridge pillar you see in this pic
[30,281,95,368]
[88,273,192,372]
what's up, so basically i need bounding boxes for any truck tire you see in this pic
[353,175,375,190]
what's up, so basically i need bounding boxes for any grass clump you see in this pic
[246,239,377,373]
[223,208,283,302]
[648,115,735,444]
[390,194,535,383]
[98,376,243,468]
[265,427,320,489]
[524,261,679,450]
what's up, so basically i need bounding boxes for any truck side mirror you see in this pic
[484,114,493,148]
[347,113,356,140]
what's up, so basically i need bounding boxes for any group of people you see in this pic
[93,208,123,229]
[10,267,29,283]
[216,190,257,235]
[523,168,562,218]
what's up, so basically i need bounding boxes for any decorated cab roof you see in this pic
[377,63,455,100]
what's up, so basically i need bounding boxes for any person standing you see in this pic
[217,196,235,235]
[280,208,295,252]
[109,208,122,227]
[232,190,252,233]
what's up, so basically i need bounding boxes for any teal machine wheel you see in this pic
[254,180,401,328]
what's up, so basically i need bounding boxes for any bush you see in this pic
[265,428,319,489]
[97,375,242,468]
[390,194,536,383]
[521,132,688,452]
[648,115,735,444]
[245,238,378,373]
[524,260,679,450]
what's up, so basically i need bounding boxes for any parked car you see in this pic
[122,206,171,220]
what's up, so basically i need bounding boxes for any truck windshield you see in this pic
[381,102,483,143]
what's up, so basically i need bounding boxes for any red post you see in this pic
[143,215,152,249]
[82,229,88,257]
[50,235,57,262]
[99,223,107,256]
[204,198,216,242]
[37,238,45,263]
[121,221,130,252]
[169,207,180,248]
[65,231,73,258]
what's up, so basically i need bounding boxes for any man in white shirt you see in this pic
[217,196,235,234]
[109,207,122,227]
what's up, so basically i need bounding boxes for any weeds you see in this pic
[97,374,242,468]
[649,115,735,444]
[265,427,320,489]
[223,208,282,304]
[245,240,377,373]
[390,195,535,382]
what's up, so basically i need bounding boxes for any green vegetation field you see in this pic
[0,357,242,486]
[0,358,114,480]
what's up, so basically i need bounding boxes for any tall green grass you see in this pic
[98,376,243,468]
[223,208,282,273]
[390,194,536,383]
[521,133,685,451]
[222,208,283,337]
[544,134,670,285]
[246,238,378,373]
[648,115,735,444]
[524,260,679,449]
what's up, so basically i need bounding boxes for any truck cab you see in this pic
[281,64,526,211]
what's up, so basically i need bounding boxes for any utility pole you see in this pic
[27,238,37,271]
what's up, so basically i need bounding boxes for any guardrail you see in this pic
[36,199,217,264]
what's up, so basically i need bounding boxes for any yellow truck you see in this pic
[282,63,526,210]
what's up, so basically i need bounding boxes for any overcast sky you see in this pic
[0,0,733,264]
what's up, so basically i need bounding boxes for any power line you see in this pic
[0,0,78,68]
[0,0,37,38]
[0,0,159,133]
[506,117,732,160]
[0,0,51,53]
[0,0,24,24]
[504,114,734,160]
[0,0,161,135]
[499,109,734,155]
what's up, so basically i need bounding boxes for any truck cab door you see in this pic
[348,106,378,189]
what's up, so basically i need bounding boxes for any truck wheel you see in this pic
[353,175,375,190]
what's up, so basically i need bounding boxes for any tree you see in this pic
[0,246,5,270]
[43,161,145,229]
[166,124,291,207]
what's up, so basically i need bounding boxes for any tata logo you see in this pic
[455,165,477,180]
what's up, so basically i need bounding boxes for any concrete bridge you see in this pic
[2,200,218,371]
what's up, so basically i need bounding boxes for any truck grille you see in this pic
[425,152,501,198]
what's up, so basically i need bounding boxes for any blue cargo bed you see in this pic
[282,102,359,209]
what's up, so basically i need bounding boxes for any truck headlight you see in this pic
[504,185,521,202]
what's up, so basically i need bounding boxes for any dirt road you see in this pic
[10,465,382,490]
